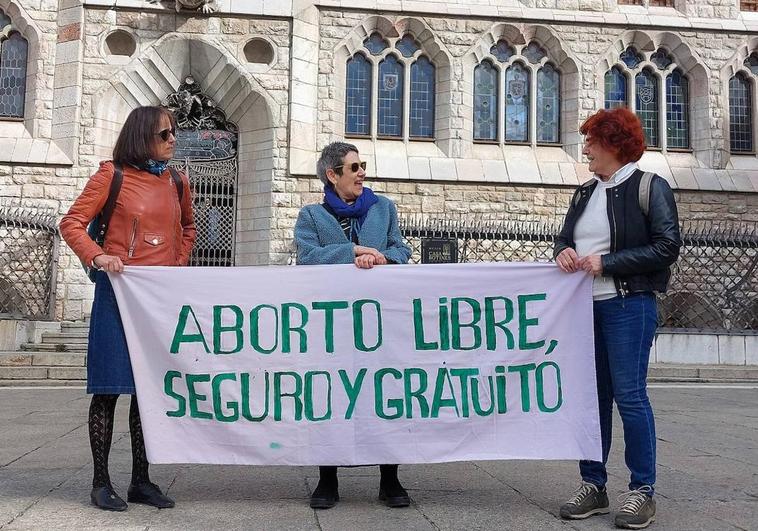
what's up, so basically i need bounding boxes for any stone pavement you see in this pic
[0,385,756,531]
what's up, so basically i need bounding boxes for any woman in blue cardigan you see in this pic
[295,141,412,510]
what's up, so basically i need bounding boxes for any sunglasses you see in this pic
[333,161,367,173]
[155,128,177,142]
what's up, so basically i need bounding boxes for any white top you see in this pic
[574,162,639,300]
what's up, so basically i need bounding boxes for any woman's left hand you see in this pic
[354,254,377,269]
[579,255,603,276]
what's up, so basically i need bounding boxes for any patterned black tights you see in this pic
[88,394,151,489]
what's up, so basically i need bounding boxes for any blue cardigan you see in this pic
[294,195,411,265]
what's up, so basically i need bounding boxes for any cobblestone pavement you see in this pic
[1,385,756,530]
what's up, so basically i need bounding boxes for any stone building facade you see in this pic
[0,0,756,321]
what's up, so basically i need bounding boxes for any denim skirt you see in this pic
[86,271,135,394]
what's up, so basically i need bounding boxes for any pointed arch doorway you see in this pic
[163,76,238,267]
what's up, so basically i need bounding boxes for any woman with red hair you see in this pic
[554,108,681,530]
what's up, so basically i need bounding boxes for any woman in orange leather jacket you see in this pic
[60,106,195,512]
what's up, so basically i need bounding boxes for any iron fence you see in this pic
[0,202,59,320]
[398,214,757,334]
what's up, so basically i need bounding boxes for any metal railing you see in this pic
[0,202,59,320]
[398,214,757,334]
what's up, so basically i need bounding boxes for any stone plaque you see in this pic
[421,238,458,264]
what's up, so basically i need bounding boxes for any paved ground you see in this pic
[0,385,756,531]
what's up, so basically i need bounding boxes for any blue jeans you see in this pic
[580,292,657,494]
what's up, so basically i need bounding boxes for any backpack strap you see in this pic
[94,163,124,245]
[572,178,596,208]
[639,171,654,217]
[168,166,184,203]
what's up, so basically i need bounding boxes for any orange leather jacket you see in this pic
[60,161,196,267]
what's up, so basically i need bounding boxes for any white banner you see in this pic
[109,263,600,465]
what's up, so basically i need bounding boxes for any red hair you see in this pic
[580,108,646,164]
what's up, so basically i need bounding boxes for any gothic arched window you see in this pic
[605,46,690,150]
[0,10,29,119]
[344,32,436,140]
[345,53,372,136]
[729,71,754,153]
[473,40,561,145]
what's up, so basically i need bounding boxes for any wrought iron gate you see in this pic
[163,76,239,267]
[170,157,238,267]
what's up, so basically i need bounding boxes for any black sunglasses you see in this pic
[155,128,176,142]
[333,161,367,173]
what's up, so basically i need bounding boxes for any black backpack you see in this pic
[83,164,184,281]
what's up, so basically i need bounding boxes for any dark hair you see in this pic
[112,106,177,166]
[316,141,359,186]
[580,108,646,164]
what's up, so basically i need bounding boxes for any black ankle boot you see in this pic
[310,480,339,509]
[90,485,128,511]
[379,481,410,508]
[127,482,175,508]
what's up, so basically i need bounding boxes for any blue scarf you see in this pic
[323,185,378,227]
[140,159,169,176]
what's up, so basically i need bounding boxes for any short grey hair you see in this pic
[316,141,359,187]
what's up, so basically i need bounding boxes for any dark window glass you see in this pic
[620,46,644,68]
[345,53,371,136]
[0,32,28,119]
[364,32,388,55]
[491,40,515,63]
[636,69,660,148]
[729,73,753,153]
[651,48,674,70]
[410,56,435,138]
[396,34,420,58]
[666,70,689,149]
[377,54,404,137]
[505,62,529,142]
[537,64,560,144]
[523,42,547,64]
[473,60,498,141]
[605,66,627,109]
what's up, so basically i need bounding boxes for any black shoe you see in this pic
[90,485,127,511]
[127,482,175,509]
[560,482,609,519]
[310,481,339,509]
[379,482,410,508]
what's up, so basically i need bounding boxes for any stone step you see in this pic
[20,343,86,353]
[41,333,89,344]
[60,322,90,332]
[648,364,758,383]
[0,352,86,367]
[0,379,85,387]
[0,366,86,380]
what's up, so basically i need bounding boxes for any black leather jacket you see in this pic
[554,169,682,296]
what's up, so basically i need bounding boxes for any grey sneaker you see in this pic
[559,482,610,519]
[615,486,656,529]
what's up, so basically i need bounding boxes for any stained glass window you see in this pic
[745,53,758,75]
[396,35,420,58]
[473,60,498,141]
[636,69,659,148]
[605,66,627,109]
[523,42,547,64]
[0,11,10,28]
[729,73,753,153]
[651,48,673,70]
[377,55,404,137]
[620,46,643,69]
[0,31,28,119]
[410,56,435,138]
[364,33,388,55]
[666,70,689,149]
[345,53,371,136]
[505,63,529,142]
[491,40,515,63]
[536,64,560,143]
